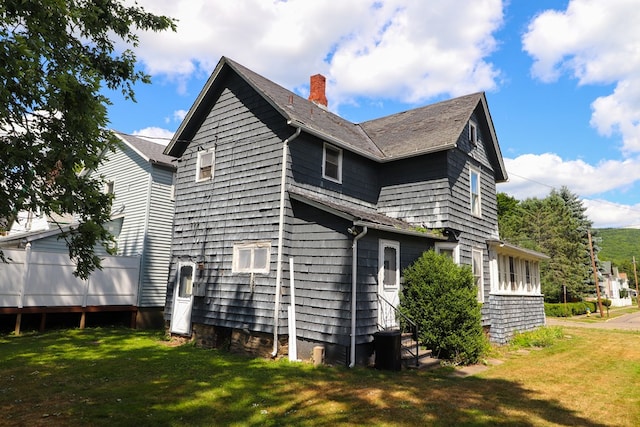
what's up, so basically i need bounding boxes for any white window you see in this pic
[177,262,195,298]
[170,174,176,201]
[469,121,478,145]
[196,149,214,182]
[232,242,271,274]
[379,240,400,289]
[104,180,115,195]
[470,168,481,217]
[495,254,541,295]
[323,143,342,183]
[435,242,459,264]
[472,248,484,302]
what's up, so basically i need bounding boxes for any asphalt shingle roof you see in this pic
[114,131,176,170]
[167,56,505,181]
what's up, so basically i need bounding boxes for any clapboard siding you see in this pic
[168,71,290,332]
[90,137,175,308]
[139,168,175,306]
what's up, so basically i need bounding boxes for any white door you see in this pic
[378,240,400,329]
[170,262,195,335]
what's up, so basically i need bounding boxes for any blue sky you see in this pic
[106,0,640,228]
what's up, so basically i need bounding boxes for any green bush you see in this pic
[399,250,486,365]
[544,301,599,317]
[510,326,564,348]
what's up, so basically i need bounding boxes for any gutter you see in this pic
[349,225,367,368]
[272,125,301,357]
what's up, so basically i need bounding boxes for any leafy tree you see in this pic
[0,1,175,278]
[400,250,486,365]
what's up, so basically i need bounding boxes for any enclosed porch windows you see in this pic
[496,254,540,294]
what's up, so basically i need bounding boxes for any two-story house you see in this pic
[163,56,547,366]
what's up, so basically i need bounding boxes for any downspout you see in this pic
[272,125,301,357]
[349,225,368,368]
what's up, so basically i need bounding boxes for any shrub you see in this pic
[544,301,600,317]
[510,326,564,348]
[399,250,486,365]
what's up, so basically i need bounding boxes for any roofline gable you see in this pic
[164,57,508,180]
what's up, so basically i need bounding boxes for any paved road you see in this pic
[546,310,640,331]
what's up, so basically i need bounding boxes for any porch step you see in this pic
[400,333,438,369]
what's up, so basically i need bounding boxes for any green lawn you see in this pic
[1,327,638,426]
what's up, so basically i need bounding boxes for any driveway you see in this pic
[546,310,640,331]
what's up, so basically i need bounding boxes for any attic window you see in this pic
[323,143,342,183]
[196,149,214,182]
[104,180,115,194]
[469,121,478,146]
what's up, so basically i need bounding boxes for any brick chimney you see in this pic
[308,74,328,108]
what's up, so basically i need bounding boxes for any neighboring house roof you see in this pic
[165,57,507,182]
[112,131,177,170]
[487,240,550,260]
[289,186,447,240]
[0,222,73,248]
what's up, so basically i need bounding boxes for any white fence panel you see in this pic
[86,256,139,306]
[0,250,26,307]
[24,251,86,306]
[0,248,140,308]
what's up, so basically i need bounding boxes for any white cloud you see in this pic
[583,199,640,229]
[132,0,503,105]
[132,127,174,146]
[523,0,640,154]
[498,153,640,228]
[165,109,187,124]
[500,153,640,199]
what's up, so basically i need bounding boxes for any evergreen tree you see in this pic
[498,187,595,302]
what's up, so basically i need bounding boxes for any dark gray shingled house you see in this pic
[163,56,548,366]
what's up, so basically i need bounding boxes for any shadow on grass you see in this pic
[0,328,606,426]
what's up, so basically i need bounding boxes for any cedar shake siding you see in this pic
[164,56,547,363]
[166,70,290,332]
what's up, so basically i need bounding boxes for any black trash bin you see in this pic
[374,330,402,371]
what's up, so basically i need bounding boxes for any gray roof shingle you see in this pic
[114,132,176,170]
[166,56,505,181]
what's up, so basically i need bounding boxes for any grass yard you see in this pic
[1,327,639,426]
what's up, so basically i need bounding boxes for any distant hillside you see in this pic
[596,228,640,264]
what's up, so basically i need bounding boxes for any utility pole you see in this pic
[633,256,640,309]
[588,230,605,317]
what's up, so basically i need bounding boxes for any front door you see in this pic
[378,240,400,329]
[170,262,195,335]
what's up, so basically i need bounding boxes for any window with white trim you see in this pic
[177,262,195,298]
[469,121,478,146]
[435,242,460,264]
[472,248,484,302]
[379,240,400,289]
[104,180,115,195]
[470,168,481,217]
[496,254,541,295]
[232,242,271,274]
[196,149,214,182]
[323,143,342,183]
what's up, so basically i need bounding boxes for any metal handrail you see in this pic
[377,294,420,367]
